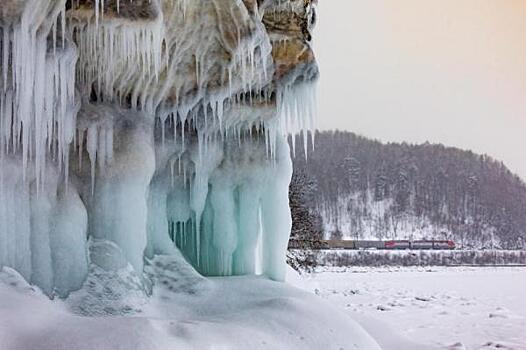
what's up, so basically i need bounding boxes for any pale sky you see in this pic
[314,0,526,180]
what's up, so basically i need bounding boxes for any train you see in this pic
[288,239,456,250]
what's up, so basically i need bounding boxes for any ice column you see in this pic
[0,160,88,297]
[260,136,293,281]
[87,113,155,273]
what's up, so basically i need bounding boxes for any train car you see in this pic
[384,240,411,250]
[354,240,385,250]
[432,240,456,250]
[411,240,434,250]
[329,240,386,250]
[328,240,355,249]
[409,240,456,250]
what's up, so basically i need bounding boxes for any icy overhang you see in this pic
[0,0,319,297]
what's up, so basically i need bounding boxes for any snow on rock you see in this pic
[66,239,149,316]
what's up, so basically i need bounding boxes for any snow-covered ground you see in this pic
[3,253,525,350]
[296,266,526,350]
[0,256,380,350]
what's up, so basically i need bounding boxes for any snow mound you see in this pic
[66,240,149,316]
[0,255,380,350]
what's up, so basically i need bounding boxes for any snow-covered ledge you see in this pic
[0,0,380,348]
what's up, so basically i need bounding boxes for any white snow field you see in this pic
[296,266,526,350]
[0,254,380,350]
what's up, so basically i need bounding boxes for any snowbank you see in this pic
[0,256,381,350]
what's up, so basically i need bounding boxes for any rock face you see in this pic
[0,0,318,296]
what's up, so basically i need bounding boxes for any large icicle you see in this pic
[260,136,293,280]
[1,0,78,187]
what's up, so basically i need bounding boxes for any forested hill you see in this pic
[289,130,526,249]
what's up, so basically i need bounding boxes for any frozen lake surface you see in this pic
[296,266,526,350]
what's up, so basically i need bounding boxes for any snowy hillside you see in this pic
[290,131,526,249]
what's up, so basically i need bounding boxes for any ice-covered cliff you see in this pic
[0,2,385,348]
[0,0,318,295]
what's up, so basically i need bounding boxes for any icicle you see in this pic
[86,126,98,194]
[95,0,100,26]
[78,129,84,171]
[1,0,78,189]
[70,7,165,111]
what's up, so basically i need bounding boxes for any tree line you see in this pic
[289,130,526,249]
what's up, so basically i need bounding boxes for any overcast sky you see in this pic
[314,0,526,180]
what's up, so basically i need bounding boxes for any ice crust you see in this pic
[0,0,316,296]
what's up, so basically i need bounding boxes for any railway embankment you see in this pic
[290,249,526,268]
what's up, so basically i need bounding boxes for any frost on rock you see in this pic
[0,0,319,297]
